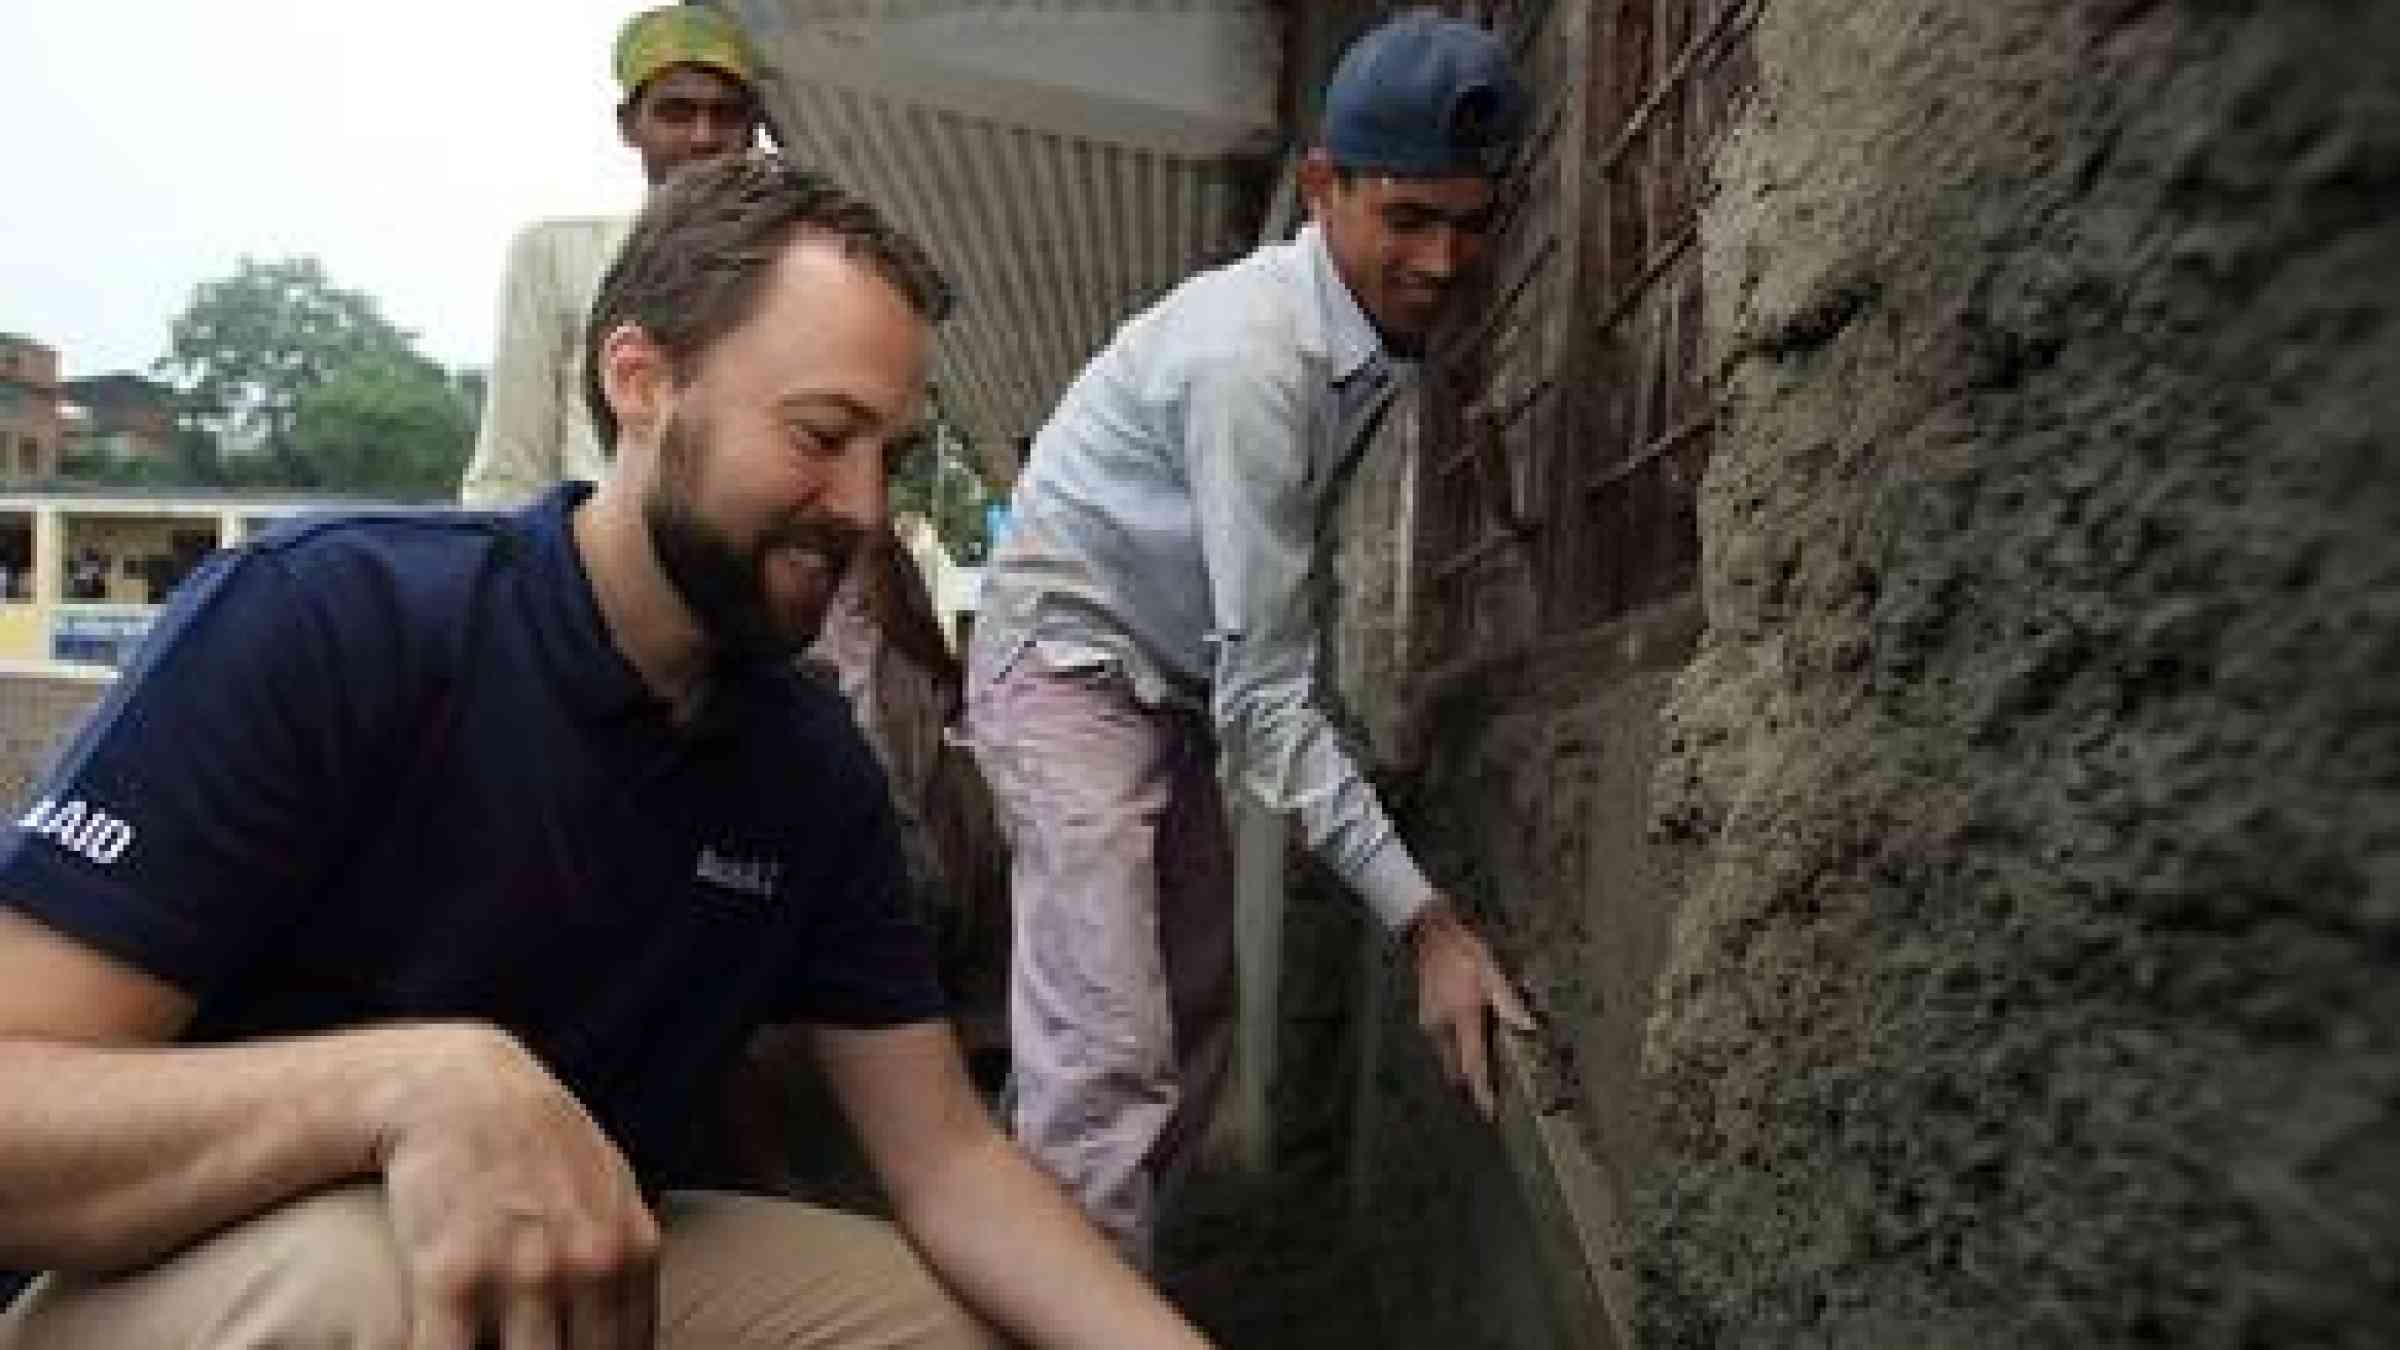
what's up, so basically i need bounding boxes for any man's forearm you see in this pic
[0,1027,436,1271]
[891,1131,1209,1349]
[1212,649,1433,928]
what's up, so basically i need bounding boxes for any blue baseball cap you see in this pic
[1321,10,1527,177]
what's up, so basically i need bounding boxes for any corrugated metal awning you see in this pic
[716,1,1286,475]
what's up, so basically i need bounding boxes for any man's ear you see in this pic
[616,96,640,147]
[1298,148,1340,220]
[598,322,671,443]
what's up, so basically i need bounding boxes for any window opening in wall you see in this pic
[1415,0,1569,659]
[1417,0,1759,657]
[1562,0,1756,631]
[0,513,31,603]
[60,514,222,607]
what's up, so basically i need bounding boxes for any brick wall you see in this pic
[1327,395,1698,1350]
[0,339,64,482]
[1276,3,1747,1344]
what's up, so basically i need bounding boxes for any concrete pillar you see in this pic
[1226,789,1287,1173]
[31,505,61,606]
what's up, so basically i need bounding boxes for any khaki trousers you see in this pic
[0,1185,1002,1350]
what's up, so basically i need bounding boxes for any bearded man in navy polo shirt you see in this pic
[0,157,1209,1350]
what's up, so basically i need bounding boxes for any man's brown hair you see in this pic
[583,153,954,450]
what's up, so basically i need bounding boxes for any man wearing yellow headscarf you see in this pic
[458,5,764,508]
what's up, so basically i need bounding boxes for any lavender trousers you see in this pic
[964,650,1238,1267]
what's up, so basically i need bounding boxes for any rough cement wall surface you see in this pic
[1316,381,1700,1344]
[0,675,106,811]
[1345,951,1572,1350]
[1642,0,2400,1344]
[1376,657,1691,1350]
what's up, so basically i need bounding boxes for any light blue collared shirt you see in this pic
[974,224,1434,929]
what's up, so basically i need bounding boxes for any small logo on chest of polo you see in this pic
[694,845,783,901]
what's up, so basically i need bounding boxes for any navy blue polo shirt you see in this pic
[0,483,944,1188]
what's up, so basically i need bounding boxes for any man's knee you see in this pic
[659,1191,1003,1349]
[218,1185,410,1346]
[816,1224,1007,1350]
[1,1184,407,1350]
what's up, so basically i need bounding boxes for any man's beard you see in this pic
[642,407,864,662]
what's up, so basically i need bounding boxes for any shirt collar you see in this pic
[1298,223,1386,386]
[520,481,658,722]
[520,481,789,738]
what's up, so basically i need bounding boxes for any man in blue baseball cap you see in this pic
[966,9,1535,1264]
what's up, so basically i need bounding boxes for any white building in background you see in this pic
[0,486,381,673]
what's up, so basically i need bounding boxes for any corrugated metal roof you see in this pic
[713,1,1285,471]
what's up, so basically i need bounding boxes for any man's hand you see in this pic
[815,1021,1214,1348]
[370,1024,660,1350]
[1407,898,1535,1119]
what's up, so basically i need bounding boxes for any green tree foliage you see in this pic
[171,417,227,484]
[54,445,186,488]
[155,256,433,488]
[889,422,993,563]
[289,356,474,500]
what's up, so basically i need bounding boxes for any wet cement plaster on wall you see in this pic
[1640,0,2398,1342]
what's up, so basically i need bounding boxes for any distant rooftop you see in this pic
[65,373,175,401]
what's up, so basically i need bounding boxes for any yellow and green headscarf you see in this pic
[613,5,760,95]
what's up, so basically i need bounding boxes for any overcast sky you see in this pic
[1,2,660,382]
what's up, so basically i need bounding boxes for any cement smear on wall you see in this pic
[1310,376,1703,1344]
[1640,0,2400,1342]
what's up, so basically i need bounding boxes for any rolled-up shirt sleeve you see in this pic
[459,223,568,507]
[1185,349,1435,932]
